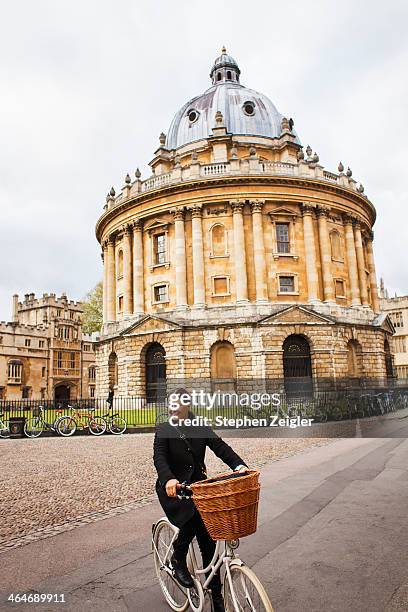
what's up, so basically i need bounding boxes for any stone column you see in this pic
[301,204,320,303]
[231,200,249,303]
[343,215,361,306]
[122,225,133,317]
[102,243,108,324]
[366,231,380,313]
[353,220,369,307]
[132,219,144,315]
[250,200,268,303]
[173,208,188,309]
[106,234,116,322]
[191,205,205,307]
[316,207,335,303]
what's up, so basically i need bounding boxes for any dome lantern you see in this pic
[210,46,241,85]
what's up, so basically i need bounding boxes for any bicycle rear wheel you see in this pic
[88,416,107,436]
[24,418,43,438]
[109,416,127,435]
[57,416,77,437]
[152,519,189,612]
[0,419,10,438]
[224,564,274,611]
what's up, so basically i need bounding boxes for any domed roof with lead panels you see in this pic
[165,48,301,151]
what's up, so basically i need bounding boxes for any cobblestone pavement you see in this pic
[0,434,333,553]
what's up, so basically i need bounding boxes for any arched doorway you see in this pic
[210,341,236,391]
[384,339,394,380]
[54,384,70,402]
[283,335,313,397]
[145,343,166,403]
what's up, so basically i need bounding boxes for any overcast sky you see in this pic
[1,0,407,320]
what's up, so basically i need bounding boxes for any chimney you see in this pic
[12,294,19,323]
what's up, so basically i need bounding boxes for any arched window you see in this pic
[210,224,227,257]
[117,249,124,278]
[347,340,362,378]
[283,335,313,396]
[226,70,232,80]
[210,341,236,391]
[384,339,394,379]
[330,230,342,260]
[217,72,222,81]
[108,352,118,389]
[145,343,166,403]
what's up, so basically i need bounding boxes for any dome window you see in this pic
[243,101,255,116]
[187,109,199,124]
[226,70,232,80]
[217,72,222,81]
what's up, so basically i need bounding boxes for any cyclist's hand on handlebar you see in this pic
[165,479,179,497]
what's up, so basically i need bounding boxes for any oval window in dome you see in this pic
[243,101,255,116]
[187,109,199,124]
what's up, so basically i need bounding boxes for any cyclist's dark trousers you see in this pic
[173,511,221,594]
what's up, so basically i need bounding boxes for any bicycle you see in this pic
[24,406,65,438]
[57,405,107,437]
[0,412,10,438]
[101,406,127,435]
[152,482,274,612]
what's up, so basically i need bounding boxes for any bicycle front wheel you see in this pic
[24,418,43,438]
[109,417,127,435]
[224,564,274,612]
[0,419,10,438]
[88,416,107,436]
[57,416,77,437]
[153,519,189,612]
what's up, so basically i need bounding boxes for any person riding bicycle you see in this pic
[153,389,247,612]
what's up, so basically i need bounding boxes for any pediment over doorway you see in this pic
[258,305,336,326]
[120,314,182,337]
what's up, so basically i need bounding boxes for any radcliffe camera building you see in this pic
[95,49,394,399]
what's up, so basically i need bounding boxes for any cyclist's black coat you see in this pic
[153,418,245,528]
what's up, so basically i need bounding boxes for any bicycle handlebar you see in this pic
[176,482,193,500]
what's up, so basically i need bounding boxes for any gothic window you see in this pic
[276,223,290,253]
[210,224,228,257]
[330,230,342,261]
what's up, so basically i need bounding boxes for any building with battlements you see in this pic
[0,293,97,401]
[94,49,394,400]
[379,280,408,380]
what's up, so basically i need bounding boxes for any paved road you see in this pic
[1,414,408,612]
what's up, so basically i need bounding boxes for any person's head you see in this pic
[168,388,191,420]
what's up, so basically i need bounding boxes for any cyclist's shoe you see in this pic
[211,592,225,612]
[170,553,194,588]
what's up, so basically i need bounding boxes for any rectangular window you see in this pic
[213,277,229,295]
[154,233,166,265]
[154,285,168,303]
[8,362,22,383]
[118,295,124,312]
[25,338,31,347]
[279,276,295,293]
[22,387,30,399]
[0,387,4,399]
[335,279,345,297]
[70,352,76,369]
[0,336,3,345]
[57,351,63,368]
[39,340,45,348]
[56,309,62,317]
[276,223,290,254]
[64,327,70,340]
[89,386,95,398]
[83,344,90,352]
[42,366,46,377]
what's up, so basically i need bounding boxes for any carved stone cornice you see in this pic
[249,199,265,213]
[230,200,245,214]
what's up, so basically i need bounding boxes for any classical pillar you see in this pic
[132,219,144,315]
[122,225,133,317]
[301,204,320,303]
[250,200,268,303]
[343,215,361,306]
[191,205,205,307]
[231,200,249,303]
[102,243,108,324]
[366,231,380,313]
[106,234,116,321]
[316,207,335,303]
[173,208,188,309]
[353,220,369,307]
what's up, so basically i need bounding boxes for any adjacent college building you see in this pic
[95,49,394,400]
[379,281,408,380]
[0,293,97,401]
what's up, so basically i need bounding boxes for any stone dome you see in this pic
[165,48,301,150]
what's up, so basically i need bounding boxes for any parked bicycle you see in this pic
[57,405,107,437]
[101,406,127,435]
[24,406,66,438]
[152,481,274,611]
[0,412,10,438]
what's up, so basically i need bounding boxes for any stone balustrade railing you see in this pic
[105,158,365,210]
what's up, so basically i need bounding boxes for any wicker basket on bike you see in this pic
[190,470,260,541]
